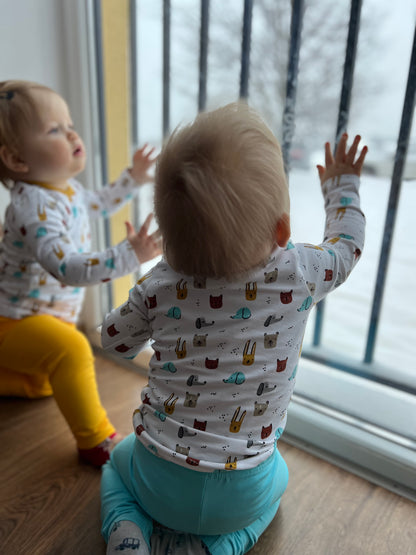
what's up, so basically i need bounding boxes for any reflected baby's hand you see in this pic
[126,214,162,263]
[129,144,157,185]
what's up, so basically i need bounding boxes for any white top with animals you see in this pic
[0,170,140,324]
[102,174,365,472]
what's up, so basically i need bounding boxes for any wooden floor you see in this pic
[0,353,414,555]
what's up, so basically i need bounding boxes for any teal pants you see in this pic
[101,434,289,554]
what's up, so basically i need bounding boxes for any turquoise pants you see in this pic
[101,434,289,554]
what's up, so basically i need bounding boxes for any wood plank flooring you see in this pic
[0,353,414,555]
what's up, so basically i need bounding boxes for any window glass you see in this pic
[133,0,416,385]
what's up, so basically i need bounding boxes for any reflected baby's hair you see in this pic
[155,101,290,280]
[0,80,55,188]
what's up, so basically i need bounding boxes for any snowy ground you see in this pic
[139,169,416,388]
[289,168,415,382]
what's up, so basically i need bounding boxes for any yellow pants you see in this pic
[0,314,115,449]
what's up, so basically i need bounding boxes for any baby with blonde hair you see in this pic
[0,79,161,466]
[100,102,367,554]
[155,103,290,279]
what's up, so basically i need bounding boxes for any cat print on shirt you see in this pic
[210,294,223,309]
[280,290,293,304]
[276,358,288,372]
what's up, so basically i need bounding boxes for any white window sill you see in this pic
[286,358,416,500]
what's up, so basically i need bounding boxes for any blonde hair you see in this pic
[154,102,290,280]
[0,80,54,188]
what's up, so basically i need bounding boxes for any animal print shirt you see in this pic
[102,174,365,472]
[0,170,141,324]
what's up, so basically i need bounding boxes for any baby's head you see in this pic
[155,102,290,280]
[0,80,85,188]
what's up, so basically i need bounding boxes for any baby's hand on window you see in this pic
[317,134,367,184]
[129,144,157,185]
[125,214,162,263]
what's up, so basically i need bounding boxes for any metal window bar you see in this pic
[198,0,210,112]
[364,23,416,364]
[239,0,253,100]
[129,0,141,236]
[312,0,363,347]
[92,0,113,309]
[163,0,171,138]
[281,0,305,176]
[130,0,139,149]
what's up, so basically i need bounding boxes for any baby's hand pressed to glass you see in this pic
[125,214,162,264]
[128,144,157,184]
[317,133,368,184]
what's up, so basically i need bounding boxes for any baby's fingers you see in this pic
[335,133,348,163]
[136,143,150,155]
[317,164,326,181]
[346,135,361,164]
[135,144,156,161]
[138,213,154,237]
[353,144,368,173]
[125,221,136,239]
[151,228,162,241]
[324,142,334,168]
[145,146,156,159]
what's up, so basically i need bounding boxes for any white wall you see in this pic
[0,0,63,216]
[0,0,68,92]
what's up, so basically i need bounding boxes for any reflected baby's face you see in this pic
[17,89,86,188]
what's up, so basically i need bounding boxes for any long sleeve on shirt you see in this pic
[0,170,142,323]
[83,169,138,220]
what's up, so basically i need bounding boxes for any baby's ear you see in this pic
[0,145,29,173]
[275,213,291,247]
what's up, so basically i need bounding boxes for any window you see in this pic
[81,0,416,497]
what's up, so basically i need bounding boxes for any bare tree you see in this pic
[171,0,383,150]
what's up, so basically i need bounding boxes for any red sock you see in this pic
[78,432,123,467]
